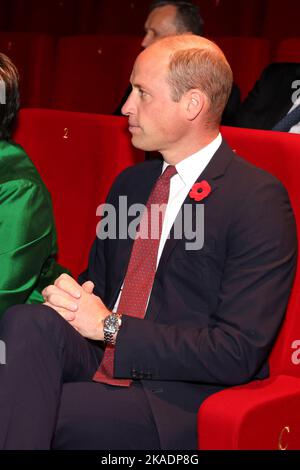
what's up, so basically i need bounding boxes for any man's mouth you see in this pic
[128,123,141,133]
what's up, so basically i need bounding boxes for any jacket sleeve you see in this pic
[114,179,297,385]
[0,179,55,317]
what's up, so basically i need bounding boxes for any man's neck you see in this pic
[160,130,220,165]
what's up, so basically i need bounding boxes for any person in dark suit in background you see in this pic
[0,34,296,450]
[234,62,300,132]
[114,0,240,126]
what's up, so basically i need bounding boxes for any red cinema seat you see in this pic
[263,0,300,41]
[51,34,141,114]
[10,0,83,35]
[274,38,300,63]
[213,37,271,99]
[195,0,265,37]
[94,0,148,35]
[0,32,55,107]
[0,1,10,31]
[13,109,144,278]
[198,127,300,449]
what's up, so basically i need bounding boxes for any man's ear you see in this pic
[184,90,206,121]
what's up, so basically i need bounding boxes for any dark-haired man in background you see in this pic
[141,0,204,47]
[115,0,240,125]
[234,62,300,133]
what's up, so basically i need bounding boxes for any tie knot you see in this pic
[160,165,177,182]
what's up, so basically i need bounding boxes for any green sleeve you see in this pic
[0,178,55,316]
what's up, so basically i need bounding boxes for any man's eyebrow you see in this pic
[130,82,145,90]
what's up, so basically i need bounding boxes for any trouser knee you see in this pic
[0,304,63,341]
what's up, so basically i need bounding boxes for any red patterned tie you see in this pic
[93,165,177,386]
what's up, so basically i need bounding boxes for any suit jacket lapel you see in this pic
[156,139,234,274]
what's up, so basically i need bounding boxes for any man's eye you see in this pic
[139,90,146,98]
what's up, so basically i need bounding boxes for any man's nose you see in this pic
[121,90,135,116]
[141,32,152,49]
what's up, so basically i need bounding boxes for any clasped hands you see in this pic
[42,273,110,341]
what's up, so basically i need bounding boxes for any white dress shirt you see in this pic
[113,133,222,312]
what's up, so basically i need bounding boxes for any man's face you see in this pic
[121,47,186,155]
[141,5,179,48]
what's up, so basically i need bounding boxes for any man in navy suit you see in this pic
[234,62,300,132]
[0,34,297,450]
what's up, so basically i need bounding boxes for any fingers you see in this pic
[42,285,79,313]
[44,275,95,301]
[82,281,95,294]
[54,273,82,299]
[43,302,76,322]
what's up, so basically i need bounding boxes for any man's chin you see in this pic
[131,135,158,152]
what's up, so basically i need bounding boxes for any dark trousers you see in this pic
[0,305,160,450]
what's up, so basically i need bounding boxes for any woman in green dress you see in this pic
[0,53,67,318]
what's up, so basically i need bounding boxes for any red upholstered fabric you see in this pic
[94,0,148,35]
[0,1,11,31]
[51,34,141,114]
[4,0,300,39]
[197,0,266,37]
[198,375,300,450]
[274,38,300,63]
[213,37,271,98]
[197,127,300,449]
[13,109,144,278]
[263,0,300,41]
[0,32,55,107]
[10,0,84,35]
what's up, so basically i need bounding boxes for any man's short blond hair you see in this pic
[161,36,233,126]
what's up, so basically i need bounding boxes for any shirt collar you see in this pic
[162,133,222,186]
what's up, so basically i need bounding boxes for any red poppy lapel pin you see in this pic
[189,180,211,202]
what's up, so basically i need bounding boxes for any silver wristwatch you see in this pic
[103,312,122,345]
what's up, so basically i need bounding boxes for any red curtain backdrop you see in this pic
[0,0,297,39]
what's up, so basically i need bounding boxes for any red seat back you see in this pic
[13,109,144,278]
[263,0,300,41]
[221,126,300,377]
[0,32,55,107]
[94,0,148,35]
[10,0,84,35]
[195,0,265,36]
[274,38,300,63]
[51,34,141,114]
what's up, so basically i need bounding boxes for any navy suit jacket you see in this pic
[235,62,300,130]
[80,140,297,449]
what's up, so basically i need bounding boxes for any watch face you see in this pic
[104,315,118,333]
